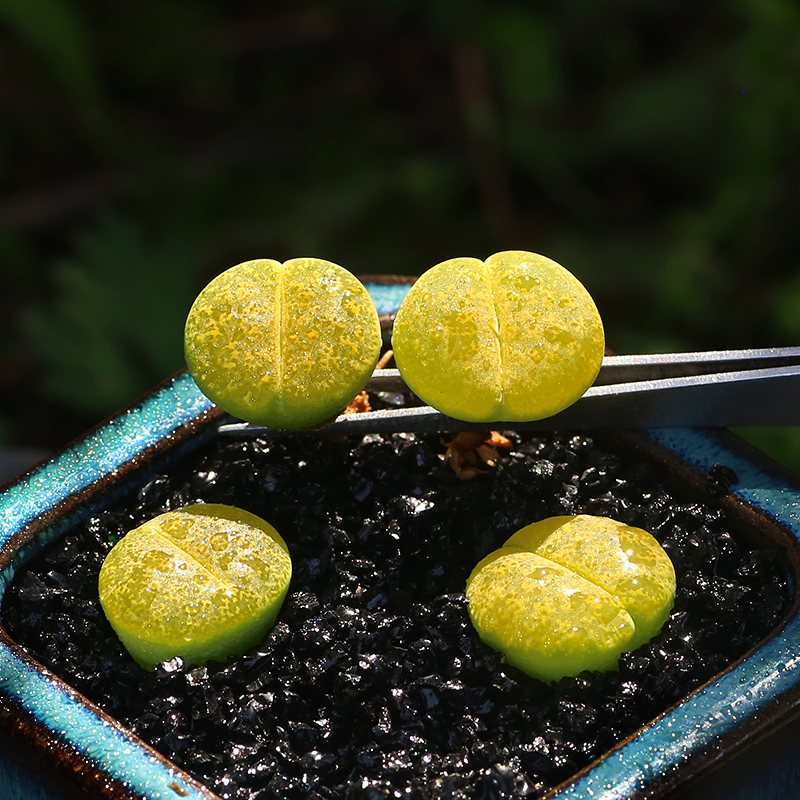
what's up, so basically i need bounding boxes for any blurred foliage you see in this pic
[22,213,195,416]
[1,0,799,471]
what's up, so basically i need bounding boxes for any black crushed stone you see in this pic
[2,430,794,800]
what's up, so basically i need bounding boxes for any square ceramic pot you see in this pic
[2,279,800,800]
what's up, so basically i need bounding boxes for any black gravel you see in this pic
[2,430,794,800]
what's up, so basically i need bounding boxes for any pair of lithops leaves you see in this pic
[183,251,605,429]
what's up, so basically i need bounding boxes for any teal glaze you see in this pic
[0,372,212,546]
[0,644,205,800]
[1,281,800,799]
[0,372,215,601]
[363,281,411,317]
[0,371,217,800]
[649,428,800,532]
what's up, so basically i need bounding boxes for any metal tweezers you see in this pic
[218,347,800,436]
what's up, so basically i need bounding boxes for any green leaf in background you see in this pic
[23,213,196,417]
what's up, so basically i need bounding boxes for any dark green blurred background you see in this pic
[1,0,799,470]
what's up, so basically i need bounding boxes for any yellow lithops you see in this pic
[98,504,292,669]
[466,515,676,683]
[184,258,382,430]
[391,250,604,423]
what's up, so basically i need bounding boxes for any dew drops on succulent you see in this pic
[466,515,676,683]
[98,503,292,669]
[184,257,382,430]
[391,250,605,423]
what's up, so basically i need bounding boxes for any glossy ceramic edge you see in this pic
[553,427,800,799]
[1,279,799,800]
[0,371,223,800]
